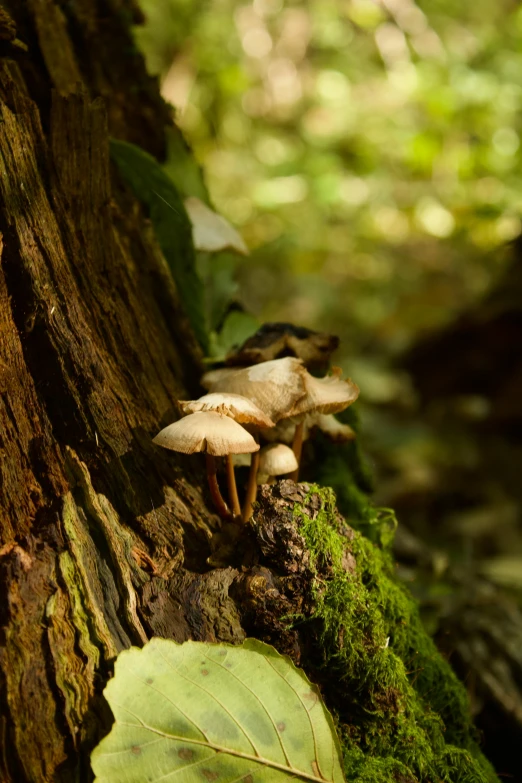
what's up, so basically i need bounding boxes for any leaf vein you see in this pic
[262,656,326,780]
[155,644,260,756]
[206,652,293,767]
[111,718,333,782]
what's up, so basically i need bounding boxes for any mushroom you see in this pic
[177,393,274,520]
[286,366,359,480]
[201,367,241,391]
[206,357,308,520]
[207,356,308,424]
[259,412,356,445]
[179,392,274,429]
[152,411,259,521]
[307,412,356,443]
[258,417,297,445]
[257,443,298,485]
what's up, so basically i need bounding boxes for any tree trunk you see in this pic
[0,2,224,779]
[0,4,499,783]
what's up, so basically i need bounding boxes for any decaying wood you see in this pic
[0,2,217,779]
[0,4,355,781]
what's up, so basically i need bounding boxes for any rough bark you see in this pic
[0,2,231,779]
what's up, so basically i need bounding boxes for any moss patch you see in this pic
[293,484,497,783]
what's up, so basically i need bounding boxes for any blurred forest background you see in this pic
[134,0,522,772]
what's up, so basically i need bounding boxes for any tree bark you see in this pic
[0,2,227,780]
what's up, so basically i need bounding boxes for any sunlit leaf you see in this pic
[91,637,346,783]
[185,196,249,255]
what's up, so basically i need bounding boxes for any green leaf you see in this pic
[110,138,208,351]
[197,251,240,331]
[91,637,346,783]
[210,310,260,359]
[163,127,209,202]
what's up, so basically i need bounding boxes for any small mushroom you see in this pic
[259,412,355,451]
[152,411,259,521]
[178,393,274,519]
[201,367,241,391]
[286,367,359,480]
[209,356,308,423]
[307,412,356,443]
[205,358,307,521]
[258,443,298,485]
[258,417,298,445]
[179,392,274,429]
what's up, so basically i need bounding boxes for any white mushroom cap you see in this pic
[259,417,299,445]
[307,412,356,442]
[152,411,260,456]
[179,392,274,428]
[210,357,308,422]
[201,367,240,390]
[258,443,299,476]
[288,366,359,418]
[260,413,356,444]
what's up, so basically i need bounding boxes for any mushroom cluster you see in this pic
[153,348,359,524]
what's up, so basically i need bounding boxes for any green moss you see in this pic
[293,484,497,783]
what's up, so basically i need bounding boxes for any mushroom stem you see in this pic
[205,454,232,520]
[242,448,260,523]
[226,454,241,520]
[289,420,305,482]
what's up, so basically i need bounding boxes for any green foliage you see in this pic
[163,127,209,202]
[136,0,522,370]
[110,138,208,350]
[209,309,260,360]
[91,637,346,782]
[292,485,497,783]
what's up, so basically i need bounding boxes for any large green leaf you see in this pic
[91,637,346,783]
[110,139,208,351]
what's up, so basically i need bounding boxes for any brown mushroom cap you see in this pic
[225,322,339,370]
[152,411,260,456]
[287,366,359,418]
[210,357,308,422]
[258,443,299,476]
[179,393,274,428]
